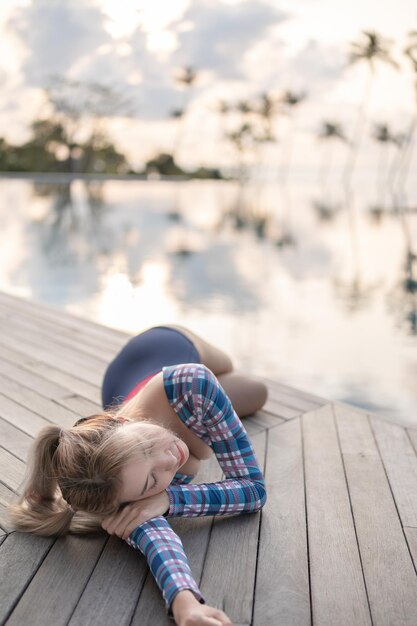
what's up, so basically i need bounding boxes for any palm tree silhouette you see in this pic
[171,66,197,162]
[225,119,256,230]
[278,89,307,186]
[272,89,306,248]
[314,120,347,220]
[369,122,394,217]
[396,30,417,211]
[342,31,399,198]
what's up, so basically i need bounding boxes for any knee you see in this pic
[252,380,268,409]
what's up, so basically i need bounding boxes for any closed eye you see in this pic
[118,473,158,509]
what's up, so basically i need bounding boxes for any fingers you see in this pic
[101,504,135,537]
[203,609,233,625]
[211,609,233,625]
[101,503,149,540]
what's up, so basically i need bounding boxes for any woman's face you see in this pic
[116,424,189,506]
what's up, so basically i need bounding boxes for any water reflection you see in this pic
[0,176,415,426]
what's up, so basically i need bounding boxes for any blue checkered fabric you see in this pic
[126,363,267,618]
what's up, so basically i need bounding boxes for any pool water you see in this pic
[0,176,416,426]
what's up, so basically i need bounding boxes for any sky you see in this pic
[0,0,416,171]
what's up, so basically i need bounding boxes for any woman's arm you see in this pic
[126,515,205,619]
[162,363,267,518]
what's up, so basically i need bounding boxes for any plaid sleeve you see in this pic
[163,363,267,517]
[126,516,205,619]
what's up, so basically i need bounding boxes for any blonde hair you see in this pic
[7,406,177,537]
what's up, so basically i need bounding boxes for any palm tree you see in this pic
[225,121,256,229]
[342,31,399,198]
[278,89,307,186]
[171,66,197,161]
[369,122,394,215]
[315,120,348,218]
[396,31,417,211]
[271,89,306,248]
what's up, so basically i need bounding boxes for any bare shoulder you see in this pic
[134,371,213,463]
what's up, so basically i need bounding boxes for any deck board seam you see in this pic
[250,429,268,626]
[0,340,102,393]
[332,404,374,625]
[3,534,58,623]
[66,535,112,626]
[367,412,417,578]
[300,406,313,626]
[405,428,417,457]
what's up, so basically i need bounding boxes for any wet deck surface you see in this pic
[0,291,416,625]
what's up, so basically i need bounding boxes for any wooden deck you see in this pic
[0,290,416,625]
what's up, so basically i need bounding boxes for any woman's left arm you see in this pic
[163,364,267,518]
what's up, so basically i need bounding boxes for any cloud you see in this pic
[285,39,347,95]
[7,0,111,86]
[171,0,288,79]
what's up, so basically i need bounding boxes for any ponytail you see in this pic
[8,424,79,536]
[7,414,167,537]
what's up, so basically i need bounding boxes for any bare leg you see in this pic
[160,324,268,416]
[216,372,268,418]
[160,324,234,375]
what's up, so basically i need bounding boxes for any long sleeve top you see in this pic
[125,363,267,619]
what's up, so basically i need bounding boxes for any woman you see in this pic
[8,324,268,626]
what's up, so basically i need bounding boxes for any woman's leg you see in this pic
[159,324,268,417]
[216,372,268,418]
[159,324,234,375]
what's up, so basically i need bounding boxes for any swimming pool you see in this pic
[0,175,416,426]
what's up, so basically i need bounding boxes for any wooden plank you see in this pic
[369,414,417,528]
[67,536,149,626]
[0,297,125,354]
[0,316,107,376]
[241,416,267,436]
[248,409,287,429]
[0,290,128,346]
[0,447,26,492]
[0,303,119,363]
[0,480,16,507]
[265,386,323,412]
[253,417,310,626]
[0,416,33,461]
[0,356,100,417]
[6,533,108,626]
[303,404,372,626]
[253,373,327,405]
[0,375,78,428]
[0,342,101,404]
[404,527,417,573]
[406,426,417,454]
[0,532,56,623]
[0,501,13,532]
[0,327,104,387]
[0,392,56,438]
[25,360,101,405]
[198,430,266,625]
[261,399,303,420]
[335,402,417,625]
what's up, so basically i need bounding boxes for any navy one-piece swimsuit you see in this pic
[101,326,202,410]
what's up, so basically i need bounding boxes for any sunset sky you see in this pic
[0,0,416,171]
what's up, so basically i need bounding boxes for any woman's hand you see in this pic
[175,603,233,626]
[175,604,233,626]
[101,490,170,540]
[172,590,233,626]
